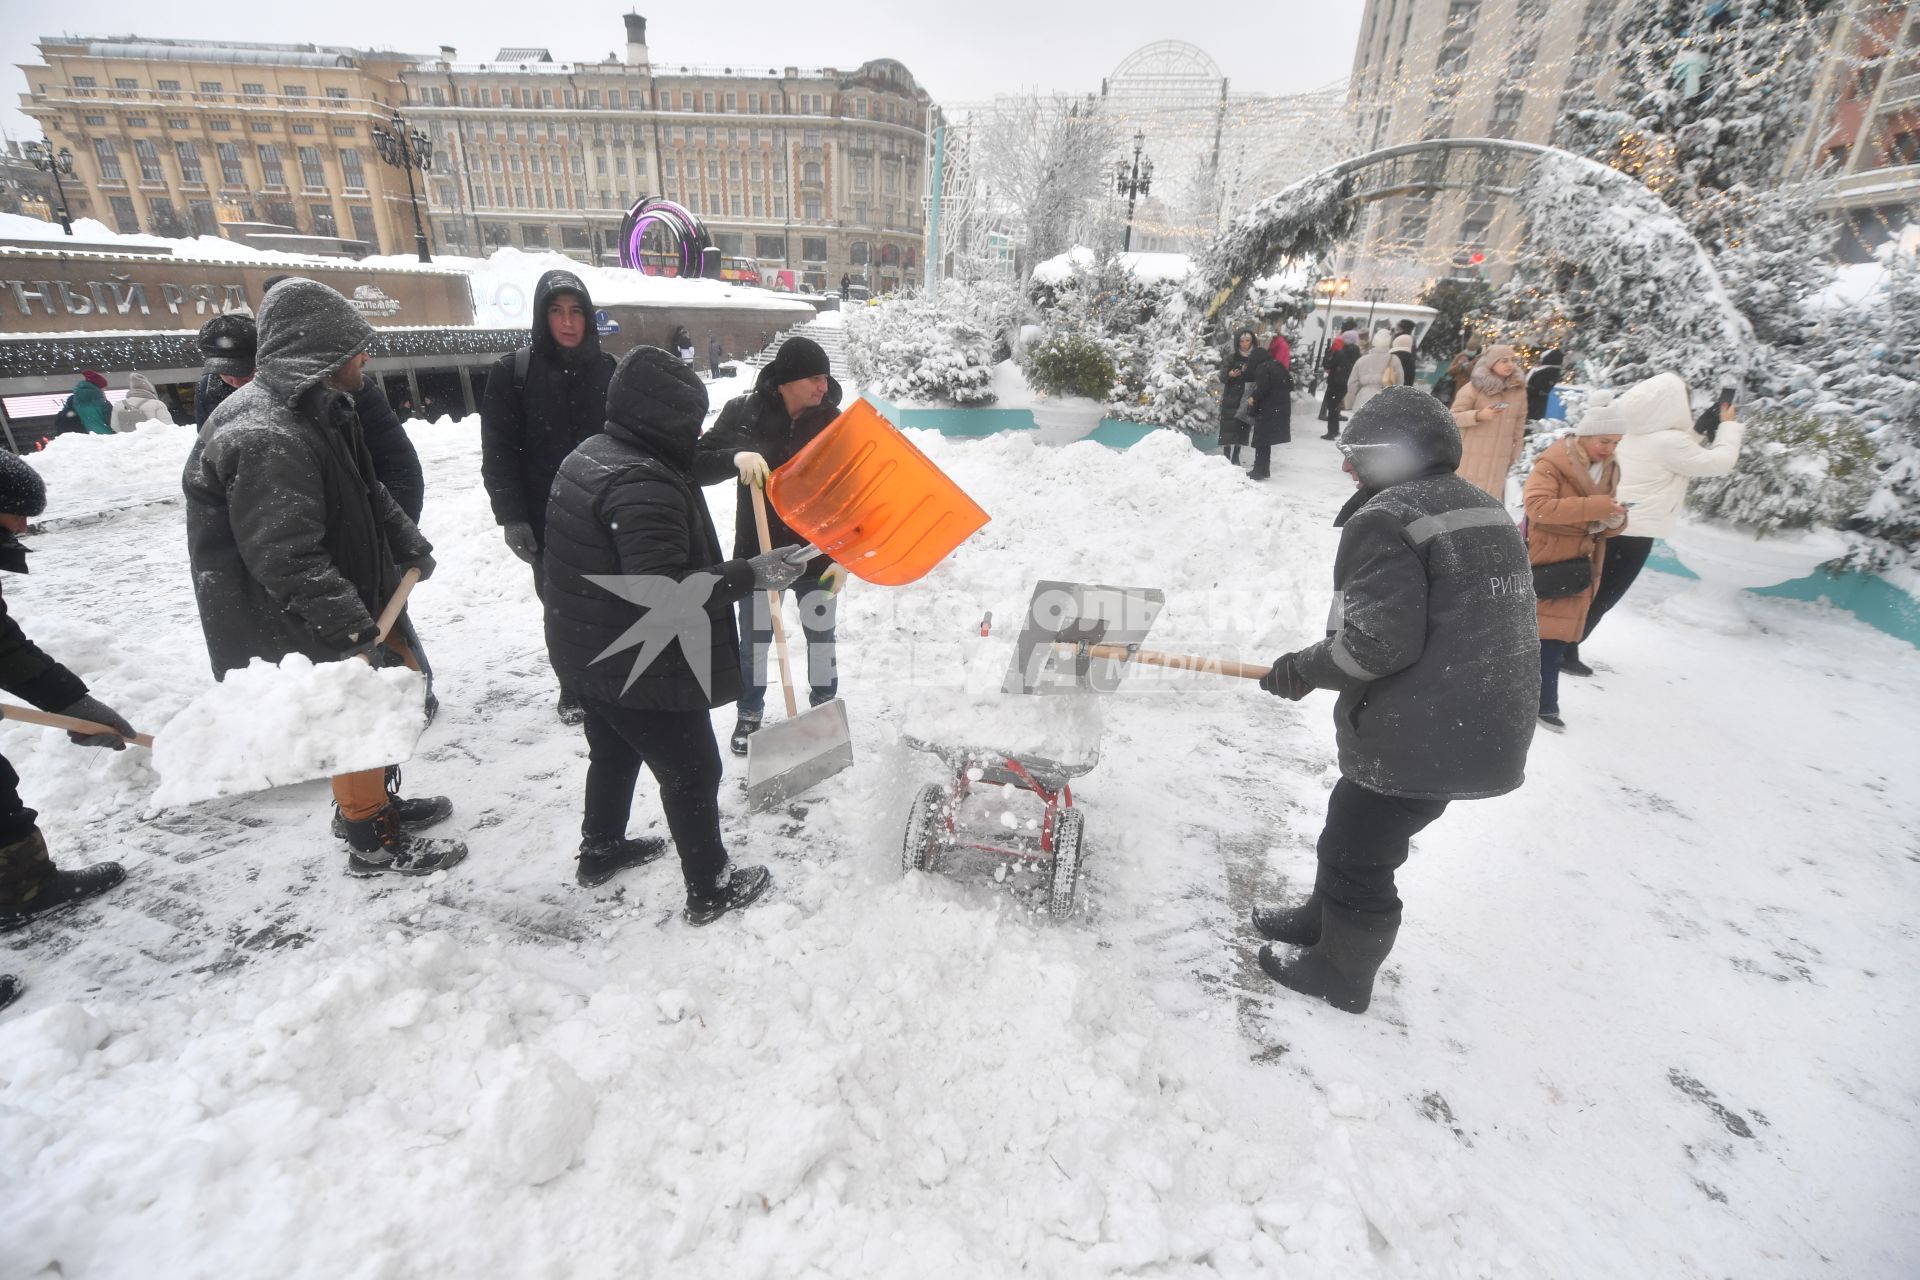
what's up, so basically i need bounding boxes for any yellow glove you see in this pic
[820,562,849,595]
[734,451,770,487]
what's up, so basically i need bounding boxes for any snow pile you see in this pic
[365,246,815,329]
[29,418,198,520]
[151,654,426,807]
[0,210,323,264]
[899,629,1105,764]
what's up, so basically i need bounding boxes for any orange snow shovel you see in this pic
[766,398,990,587]
[745,485,853,811]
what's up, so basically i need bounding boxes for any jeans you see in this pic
[1538,639,1567,715]
[1313,778,1450,916]
[737,577,839,716]
[1582,536,1653,641]
[580,700,727,890]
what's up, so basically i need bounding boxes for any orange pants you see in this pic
[331,636,420,822]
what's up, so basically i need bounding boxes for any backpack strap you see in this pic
[513,347,531,396]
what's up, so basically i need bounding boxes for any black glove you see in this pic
[502,521,539,565]
[747,544,811,591]
[1259,653,1311,701]
[319,620,380,661]
[56,694,137,749]
[397,551,436,582]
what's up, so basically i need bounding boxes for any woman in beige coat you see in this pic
[1450,345,1528,498]
[1523,418,1627,732]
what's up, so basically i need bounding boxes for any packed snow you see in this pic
[150,654,427,808]
[0,411,1916,1278]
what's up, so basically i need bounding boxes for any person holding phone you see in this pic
[1568,374,1745,673]
[1449,345,1529,498]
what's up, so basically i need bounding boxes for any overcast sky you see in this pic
[2,1,1364,141]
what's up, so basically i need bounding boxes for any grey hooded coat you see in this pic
[1293,387,1539,800]
[183,280,431,676]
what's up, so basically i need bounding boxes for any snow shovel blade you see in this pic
[746,698,853,811]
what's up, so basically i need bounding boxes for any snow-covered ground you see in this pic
[2,411,1917,1278]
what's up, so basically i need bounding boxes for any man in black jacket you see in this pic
[193,312,256,430]
[1254,387,1538,1014]
[481,269,616,725]
[1320,321,1361,441]
[692,335,846,755]
[0,451,134,950]
[258,275,425,523]
[543,345,809,920]
[184,280,465,877]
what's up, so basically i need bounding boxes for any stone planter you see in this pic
[1663,520,1847,634]
[1028,397,1105,445]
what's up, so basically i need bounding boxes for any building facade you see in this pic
[1788,0,1920,261]
[1340,0,1630,297]
[14,36,427,253]
[401,16,930,291]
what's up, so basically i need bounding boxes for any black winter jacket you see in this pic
[1219,346,1255,444]
[481,270,616,541]
[0,536,88,712]
[1292,387,1538,801]
[183,281,430,677]
[1249,353,1293,447]
[196,370,424,522]
[544,347,754,712]
[691,368,843,573]
[1324,340,1361,397]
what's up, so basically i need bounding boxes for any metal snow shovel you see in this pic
[745,484,853,812]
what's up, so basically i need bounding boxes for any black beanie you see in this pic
[767,336,831,386]
[0,452,48,518]
[199,313,258,377]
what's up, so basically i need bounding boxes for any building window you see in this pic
[804,130,821,149]
[134,140,165,183]
[856,98,868,118]
[1398,195,1432,242]
[1488,91,1526,138]
[209,118,231,131]
[109,195,138,231]
[291,121,316,135]
[848,240,869,265]
[114,77,137,93]
[600,154,611,177]
[729,160,741,180]
[297,146,326,188]
[351,207,378,251]
[703,91,715,111]
[311,203,337,236]
[731,195,742,215]
[283,85,308,100]
[241,83,265,99]
[773,162,786,182]
[73,75,97,95]
[752,196,764,217]
[562,225,590,250]
[257,145,283,185]
[801,236,827,261]
[725,92,736,110]
[84,113,106,126]
[882,166,897,195]
[523,224,549,248]
[156,79,182,98]
[750,160,763,181]
[853,160,869,190]
[200,81,223,98]
[804,198,821,220]
[175,142,204,183]
[125,115,147,127]
[707,159,719,180]
[148,196,182,235]
[341,148,365,189]
[853,202,867,225]
[617,156,629,176]
[333,125,357,137]
[218,143,245,185]
[803,162,822,184]
[251,119,275,133]
[87,137,119,182]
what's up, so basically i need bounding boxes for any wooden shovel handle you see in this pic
[1057,641,1272,683]
[749,485,801,718]
[375,568,421,645]
[0,702,154,748]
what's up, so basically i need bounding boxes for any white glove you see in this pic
[735,451,770,488]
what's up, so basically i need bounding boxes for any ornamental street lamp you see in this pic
[372,114,434,263]
[1114,130,1153,254]
[1312,274,1351,373]
[1362,284,1389,333]
[24,138,76,236]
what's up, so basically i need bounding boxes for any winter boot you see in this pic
[340,806,468,877]
[1537,712,1567,733]
[1251,892,1322,947]
[1560,644,1594,678]
[684,863,773,926]
[0,973,18,1011]
[0,836,126,932]
[729,713,762,757]
[331,767,453,841]
[1257,901,1400,1015]
[557,688,587,727]
[576,834,668,888]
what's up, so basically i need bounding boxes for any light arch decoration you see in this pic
[618,196,711,277]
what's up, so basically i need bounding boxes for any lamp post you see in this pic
[23,138,76,235]
[1362,284,1389,333]
[1113,130,1153,253]
[372,113,434,263]
[1311,274,1351,373]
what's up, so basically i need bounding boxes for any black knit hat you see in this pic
[198,313,258,377]
[767,335,831,386]
[0,451,48,518]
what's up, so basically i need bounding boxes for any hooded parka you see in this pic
[1449,345,1529,498]
[1613,373,1745,540]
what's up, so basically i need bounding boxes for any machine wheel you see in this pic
[903,783,948,875]
[1047,808,1085,920]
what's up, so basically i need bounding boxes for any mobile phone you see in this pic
[1492,402,1509,411]
[1621,501,1638,508]
[1718,387,1736,409]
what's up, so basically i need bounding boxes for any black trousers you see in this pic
[1313,778,1450,916]
[580,700,727,890]
[1581,535,1654,641]
[1250,443,1272,475]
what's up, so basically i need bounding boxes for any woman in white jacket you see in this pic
[108,373,177,432]
[1344,327,1400,413]
[1564,371,1743,675]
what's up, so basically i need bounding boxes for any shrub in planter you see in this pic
[1687,407,1875,537]
[1024,333,1117,401]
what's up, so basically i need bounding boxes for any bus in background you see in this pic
[718,256,762,287]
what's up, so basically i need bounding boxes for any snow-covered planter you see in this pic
[844,281,1019,406]
[1024,333,1116,444]
[1664,522,1849,634]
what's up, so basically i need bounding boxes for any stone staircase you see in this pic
[735,312,852,384]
